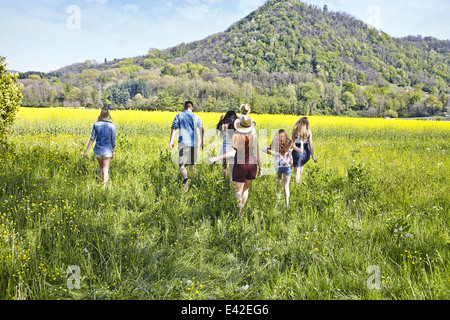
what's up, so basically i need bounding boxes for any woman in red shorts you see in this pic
[208,115,262,219]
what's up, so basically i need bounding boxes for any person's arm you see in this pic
[255,138,262,178]
[83,125,96,158]
[262,146,272,155]
[169,128,177,150]
[199,125,204,151]
[208,149,236,164]
[111,125,116,158]
[83,139,95,159]
[292,141,304,154]
[309,132,318,163]
[169,115,180,150]
[254,136,262,179]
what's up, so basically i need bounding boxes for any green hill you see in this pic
[160,0,449,87]
[18,0,449,117]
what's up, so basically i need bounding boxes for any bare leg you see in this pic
[221,167,228,180]
[221,160,228,180]
[96,158,104,180]
[283,174,291,206]
[179,166,188,180]
[234,179,253,221]
[234,182,244,205]
[102,157,112,188]
[179,165,191,192]
[233,181,244,219]
[228,164,234,185]
[294,167,302,184]
[241,179,253,208]
[276,174,282,198]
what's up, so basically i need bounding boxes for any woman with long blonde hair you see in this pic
[291,117,317,184]
[83,109,116,188]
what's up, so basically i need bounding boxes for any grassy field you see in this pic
[0,107,449,300]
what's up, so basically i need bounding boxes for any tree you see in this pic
[161,64,177,76]
[383,109,398,118]
[297,82,320,115]
[0,57,23,147]
[357,72,366,84]
[343,82,358,94]
[409,92,422,105]
[424,95,443,114]
[342,91,356,109]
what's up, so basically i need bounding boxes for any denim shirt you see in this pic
[90,121,116,155]
[171,110,203,147]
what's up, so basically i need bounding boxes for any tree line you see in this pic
[18,63,447,118]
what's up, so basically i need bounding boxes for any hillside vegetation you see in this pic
[17,0,449,117]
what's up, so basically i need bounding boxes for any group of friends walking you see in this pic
[83,101,317,218]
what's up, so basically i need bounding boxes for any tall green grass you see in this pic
[0,109,448,300]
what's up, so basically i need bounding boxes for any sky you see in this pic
[0,0,449,73]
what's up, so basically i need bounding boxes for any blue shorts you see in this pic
[95,153,113,159]
[276,166,292,176]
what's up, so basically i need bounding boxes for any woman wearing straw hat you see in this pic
[208,115,262,219]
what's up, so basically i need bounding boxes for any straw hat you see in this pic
[240,104,251,114]
[234,115,255,134]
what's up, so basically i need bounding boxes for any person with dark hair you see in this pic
[82,109,116,188]
[216,111,238,183]
[170,101,204,192]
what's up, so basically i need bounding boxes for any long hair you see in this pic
[232,131,255,150]
[97,109,112,122]
[217,111,238,132]
[293,117,310,141]
[270,129,292,154]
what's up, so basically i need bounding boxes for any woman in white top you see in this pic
[291,117,318,184]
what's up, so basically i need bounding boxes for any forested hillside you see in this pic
[17,0,449,117]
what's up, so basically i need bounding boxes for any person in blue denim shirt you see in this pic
[169,101,204,192]
[83,109,116,188]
